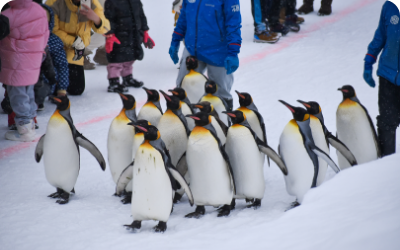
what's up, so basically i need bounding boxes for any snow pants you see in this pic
[176,48,234,101]
[107,61,134,79]
[67,64,85,96]
[6,85,36,125]
[251,0,267,32]
[377,77,400,156]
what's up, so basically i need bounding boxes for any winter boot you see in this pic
[8,112,16,130]
[108,78,128,93]
[297,0,314,15]
[5,120,36,142]
[93,46,108,66]
[122,74,144,88]
[285,15,301,32]
[254,30,281,44]
[83,56,96,70]
[279,7,286,24]
[378,128,396,157]
[1,90,12,114]
[318,0,332,16]
[269,23,290,36]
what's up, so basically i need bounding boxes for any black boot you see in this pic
[122,74,144,88]
[318,0,332,16]
[298,0,314,14]
[285,15,301,32]
[108,78,128,93]
[378,128,396,157]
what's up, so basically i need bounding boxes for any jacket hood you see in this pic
[40,4,55,33]
[8,0,33,9]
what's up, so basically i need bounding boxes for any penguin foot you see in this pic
[48,188,64,198]
[245,198,254,204]
[185,206,205,219]
[121,192,132,204]
[173,193,183,204]
[217,205,231,217]
[56,191,69,205]
[286,201,301,211]
[246,199,261,209]
[153,221,167,233]
[124,220,141,231]
[217,199,236,211]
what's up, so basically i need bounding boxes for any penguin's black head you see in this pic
[297,100,321,115]
[119,93,136,110]
[192,101,213,113]
[143,87,160,102]
[128,119,151,134]
[223,110,246,124]
[51,95,70,111]
[133,124,160,141]
[205,80,217,94]
[338,85,356,99]
[235,90,253,107]
[186,112,211,127]
[186,56,198,71]
[169,87,187,101]
[279,100,310,122]
[160,90,181,110]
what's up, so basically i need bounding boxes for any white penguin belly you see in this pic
[126,133,145,192]
[280,120,314,204]
[181,72,206,103]
[44,116,80,192]
[225,125,265,199]
[181,102,195,130]
[138,103,162,127]
[211,116,226,145]
[309,116,329,186]
[336,102,378,169]
[187,127,233,206]
[201,95,228,126]
[238,108,264,142]
[107,118,134,184]
[131,142,172,222]
[157,110,188,166]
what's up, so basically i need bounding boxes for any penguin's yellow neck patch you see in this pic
[187,69,199,76]
[202,94,219,102]
[340,98,357,108]
[289,119,299,128]
[164,109,177,117]
[50,110,65,122]
[191,126,211,135]
[310,115,319,121]
[144,101,157,109]
[231,124,243,128]
[141,140,153,149]
[116,108,129,122]
[237,106,251,113]
[302,114,310,121]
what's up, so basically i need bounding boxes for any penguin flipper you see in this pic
[76,135,106,171]
[214,116,228,136]
[176,152,188,177]
[116,162,134,196]
[168,167,194,206]
[326,133,358,166]
[257,143,288,175]
[311,147,340,173]
[35,134,46,163]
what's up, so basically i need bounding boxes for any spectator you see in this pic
[0,0,49,141]
[0,14,10,71]
[363,1,400,157]
[252,0,280,43]
[298,0,333,16]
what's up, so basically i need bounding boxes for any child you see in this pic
[0,0,49,142]
[104,0,155,93]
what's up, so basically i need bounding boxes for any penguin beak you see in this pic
[193,104,204,109]
[235,90,245,99]
[297,100,311,109]
[142,87,153,95]
[222,111,236,118]
[119,93,128,101]
[133,125,148,132]
[169,90,179,96]
[160,90,171,102]
[51,96,62,103]
[206,84,213,88]
[185,115,200,120]
[279,100,295,113]
[338,88,348,93]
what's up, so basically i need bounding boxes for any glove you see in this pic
[224,56,239,74]
[105,34,120,54]
[363,54,376,88]
[143,31,155,49]
[169,45,179,64]
[72,36,85,61]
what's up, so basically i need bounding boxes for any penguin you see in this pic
[235,90,270,166]
[116,123,193,233]
[278,100,340,205]
[336,85,381,169]
[297,100,358,169]
[179,56,208,103]
[137,87,163,127]
[169,87,195,130]
[35,96,106,204]
[185,112,234,218]
[192,101,227,145]
[199,80,230,126]
[224,110,287,209]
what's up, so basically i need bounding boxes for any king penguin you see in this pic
[116,123,193,233]
[185,112,235,218]
[35,96,106,204]
[179,56,208,103]
[278,100,340,205]
[336,85,381,169]
[169,87,195,130]
[192,101,227,144]
[199,80,230,126]
[224,110,287,209]
[137,87,163,127]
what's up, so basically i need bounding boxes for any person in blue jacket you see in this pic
[363,0,400,157]
[169,0,242,109]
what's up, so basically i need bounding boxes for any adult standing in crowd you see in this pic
[251,0,280,43]
[45,0,109,95]
[298,0,333,16]
[363,1,400,157]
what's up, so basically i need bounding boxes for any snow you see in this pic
[1,0,399,249]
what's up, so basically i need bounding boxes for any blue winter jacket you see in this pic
[172,0,242,67]
[366,1,400,86]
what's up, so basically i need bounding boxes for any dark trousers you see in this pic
[377,77,400,156]
[266,0,282,25]
[67,64,85,95]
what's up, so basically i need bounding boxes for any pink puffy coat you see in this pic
[0,0,49,86]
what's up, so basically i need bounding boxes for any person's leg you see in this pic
[318,0,332,16]
[107,63,128,93]
[121,61,143,88]
[298,0,314,14]
[377,77,400,157]
[67,64,85,95]
[269,0,290,35]
[176,47,207,87]
[252,0,267,33]
[206,64,234,110]
[284,0,301,32]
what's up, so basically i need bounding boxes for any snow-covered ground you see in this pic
[1,0,399,249]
